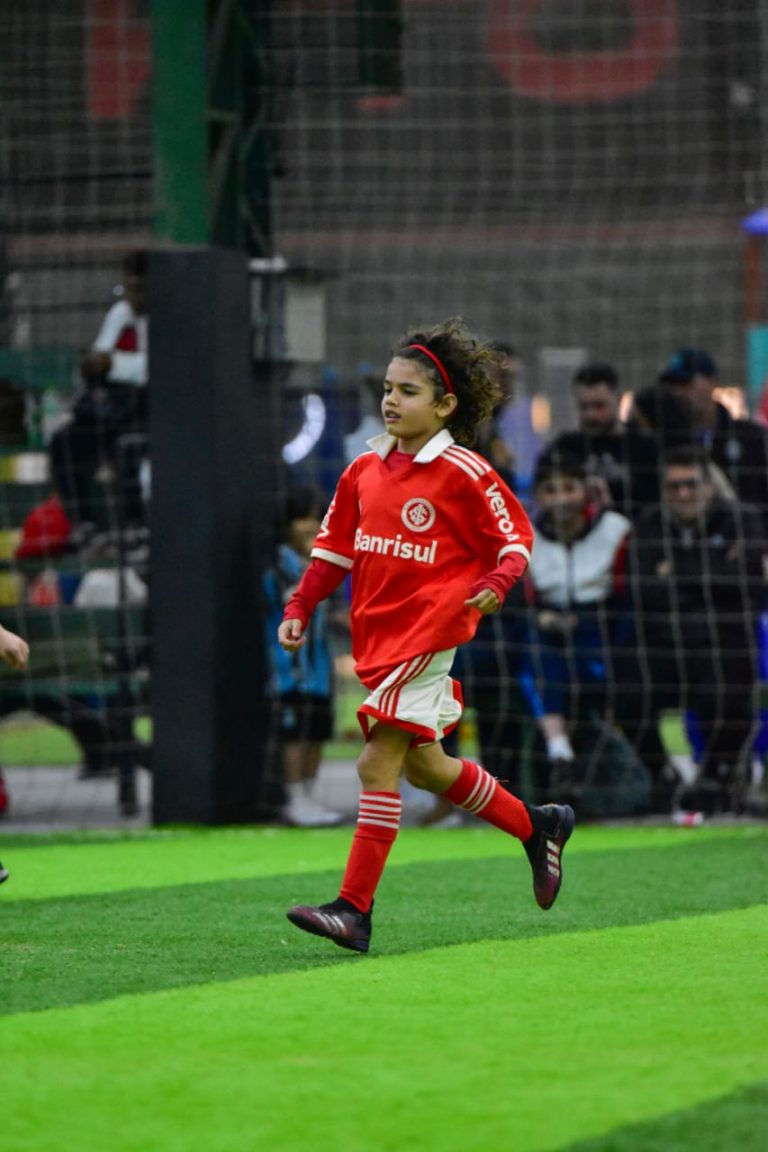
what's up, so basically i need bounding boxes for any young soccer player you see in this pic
[0,622,30,883]
[279,318,574,953]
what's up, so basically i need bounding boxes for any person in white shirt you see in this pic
[49,250,149,529]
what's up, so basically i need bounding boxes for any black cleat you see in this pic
[0,861,8,884]
[287,897,372,953]
[524,804,575,910]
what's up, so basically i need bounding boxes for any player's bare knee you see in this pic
[356,743,399,792]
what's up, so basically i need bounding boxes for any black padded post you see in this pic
[149,246,272,823]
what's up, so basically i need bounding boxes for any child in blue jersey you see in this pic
[264,487,342,827]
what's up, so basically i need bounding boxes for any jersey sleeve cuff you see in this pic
[498,543,531,565]
[311,547,354,570]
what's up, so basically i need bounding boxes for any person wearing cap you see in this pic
[626,382,736,502]
[544,361,660,521]
[658,348,768,526]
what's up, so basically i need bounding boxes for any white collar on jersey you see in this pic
[365,428,455,463]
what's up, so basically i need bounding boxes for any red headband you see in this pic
[406,344,454,395]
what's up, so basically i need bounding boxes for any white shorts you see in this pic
[357,649,463,747]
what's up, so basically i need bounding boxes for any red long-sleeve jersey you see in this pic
[309,429,532,686]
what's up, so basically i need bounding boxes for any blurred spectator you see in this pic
[627,382,736,501]
[0,622,29,821]
[455,585,529,798]
[619,444,767,815]
[627,383,696,452]
[520,452,650,817]
[263,486,343,827]
[343,363,385,463]
[658,348,768,525]
[49,250,149,531]
[0,377,27,447]
[0,690,125,781]
[464,344,531,797]
[474,341,521,489]
[544,361,659,519]
[474,340,542,489]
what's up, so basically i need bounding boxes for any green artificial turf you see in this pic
[1,825,766,1151]
[567,1083,768,1151]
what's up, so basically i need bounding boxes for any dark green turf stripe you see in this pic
[564,1082,768,1152]
[1,836,765,1016]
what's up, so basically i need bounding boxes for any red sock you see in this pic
[443,759,533,841]
[339,791,402,913]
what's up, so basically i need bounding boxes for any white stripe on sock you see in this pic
[359,794,402,831]
[462,769,496,813]
[463,773,486,808]
[359,803,402,816]
[361,797,405,815]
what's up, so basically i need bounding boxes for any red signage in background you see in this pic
[488,0,679,103]
[86,0,150,120]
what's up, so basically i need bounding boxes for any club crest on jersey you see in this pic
[401,497,436,533]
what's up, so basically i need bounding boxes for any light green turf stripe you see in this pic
[2,907,766,1152]
[1,823,761,903]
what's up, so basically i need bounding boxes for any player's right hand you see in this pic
[0,629,29,670]
[278,618,306,652]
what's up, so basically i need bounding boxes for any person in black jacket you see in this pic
[619,444,767,814]
[659,348,768,528]
[545,361,659,521]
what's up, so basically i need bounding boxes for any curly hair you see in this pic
[392,316,503,446]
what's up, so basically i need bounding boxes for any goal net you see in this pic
[0,0,765,827]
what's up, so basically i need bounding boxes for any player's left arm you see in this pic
[463,471,533,614]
